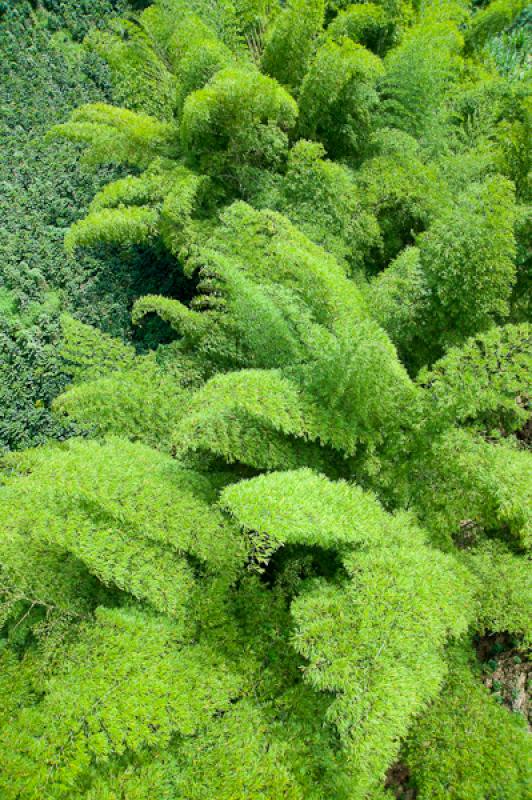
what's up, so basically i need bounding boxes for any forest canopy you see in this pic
[0,1,531,798]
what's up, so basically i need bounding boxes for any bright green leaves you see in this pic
[86,18,180,119]
[293,550,473,797]
[262,139,381,271]
[3,476,194,621]
[65,163,207,256]
[261,0,325,94]
[366,245,429,360]
[368,176,518,365]
[294,317,419,454]
[465,541,532,642]
[0,532,101,635]
[84,0,243,120]
[86,699,312,800]
[134,200,366,376]
[418,323,531,432]
[221,468,425,556]
[0,607,242,799]
[171,202,418,459]
[172,700,306,800]
[379,15,464,143]
[141,201,419,462]
[65,206,160,256]
[174,369,316,470]
[356,131,444,269]
[206,203,367,337]
[53,354,194,451]
[197,256,312,370]
[51,4,285,255]
[59,315,136,385]
[225,470,475,796]
[404,650,531,800]
[0,438,246,618]
[167,12,234,107]
[224,468,475,795]
[412,429,532,550]
[292,549,471,796]
[169,320,418,469]
[158,168,209,255]
[88,171,170,213]
[132,294,209,340]
[419,176,517,347]
[298,38,384,158]
[181,66,298,172]
[86,160,202,220]
[3,2,531,798]
[51,103,176,169]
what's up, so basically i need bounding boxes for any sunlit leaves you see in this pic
[1,2,530,798]
[298,38,384,157]
[261,0,325,93]
[0,607,242,799]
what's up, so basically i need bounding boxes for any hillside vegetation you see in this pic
[0,1,530,798]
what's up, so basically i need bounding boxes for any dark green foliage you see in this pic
[1,0,531,797]
[0,292,74,451]
[0,0,163,452]
[466,0,530,51]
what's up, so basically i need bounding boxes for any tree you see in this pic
[298,38,384,158]
[0,1,530,797]
[261,0,325,93]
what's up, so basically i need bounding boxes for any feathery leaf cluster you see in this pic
[1,0,531,797]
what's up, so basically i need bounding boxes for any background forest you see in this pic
[0,0,530,798]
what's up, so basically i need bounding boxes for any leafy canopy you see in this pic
[1,0,531,798]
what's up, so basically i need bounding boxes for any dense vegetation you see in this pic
[0,1,530,798]
[0,0,184,451]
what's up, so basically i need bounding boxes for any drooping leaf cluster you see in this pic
[1,0,531,797]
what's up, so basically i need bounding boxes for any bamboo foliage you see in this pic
[1,0,530,797]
